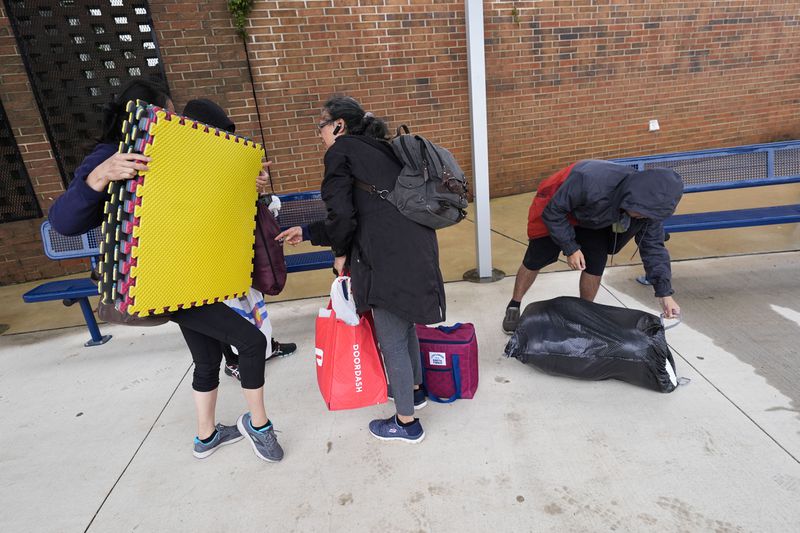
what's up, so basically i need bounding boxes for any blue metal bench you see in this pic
[22,221,111,347]
[276,191,334,272]
[612,140,800,232]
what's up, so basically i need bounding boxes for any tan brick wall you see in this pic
[2,0,800,284]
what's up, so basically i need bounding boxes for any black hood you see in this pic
[183,99,235,133]
[619,168,683,221]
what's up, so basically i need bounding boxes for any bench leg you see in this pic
[78,298,112,347]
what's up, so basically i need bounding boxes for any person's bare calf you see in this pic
[512,264,539,302]
[579,271,602,301]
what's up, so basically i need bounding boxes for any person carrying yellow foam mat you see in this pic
[48,81,285,462]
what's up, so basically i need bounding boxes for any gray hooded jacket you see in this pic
[542,160,683,297]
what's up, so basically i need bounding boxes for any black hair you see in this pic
[98,78,171,144]
[322,95,388,140]
[183,99,236,133]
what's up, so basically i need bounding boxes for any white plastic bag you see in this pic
[267,194,282,218]
[329,276,360,326]
[224,287,272,355]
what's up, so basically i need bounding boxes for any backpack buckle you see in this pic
[368,183,390,200]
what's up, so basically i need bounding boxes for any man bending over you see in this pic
[503,160,683,334]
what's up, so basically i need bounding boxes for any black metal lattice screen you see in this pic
[4,0,168,186]
[0,98,42,223]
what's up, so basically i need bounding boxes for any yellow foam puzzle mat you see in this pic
[98,100,262,316]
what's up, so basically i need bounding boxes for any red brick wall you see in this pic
[151,0,473,193]
[148,1,258,140]
[2,0,800,284]
[153,0,800,195]
[484,1,800,196]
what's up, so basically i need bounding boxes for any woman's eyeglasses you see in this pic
[317,119,334,130]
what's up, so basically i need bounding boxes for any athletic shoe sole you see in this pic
[369,430,426,444]
[236,414,281,463]
[266,349,297,362]
[192,434,243,459]
[265,353,292,363]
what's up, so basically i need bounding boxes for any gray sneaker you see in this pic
[193,423,243,459]
[502,306,520,334]
[237,412,284,462]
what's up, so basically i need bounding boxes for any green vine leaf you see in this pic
[228,0,254,38]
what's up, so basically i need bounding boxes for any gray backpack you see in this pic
[355,125,468,230]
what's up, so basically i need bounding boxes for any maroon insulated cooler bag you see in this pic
[416,323,478,403]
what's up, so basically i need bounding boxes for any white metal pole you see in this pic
[465,0,493,280]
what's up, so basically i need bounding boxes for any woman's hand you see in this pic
[334,255,347,275]
[566,250,586,270]
[256,160,272,193]
[275,226,303,245]
[86,153,151,192]
[659,296,681,319]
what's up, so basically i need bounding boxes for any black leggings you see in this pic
[171,303,267,392]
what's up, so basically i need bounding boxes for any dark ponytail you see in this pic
[323,95,389,140]
[98,78,171,144]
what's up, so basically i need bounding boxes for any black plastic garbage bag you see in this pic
[504,296,678,393]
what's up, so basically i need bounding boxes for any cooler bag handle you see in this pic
[424,354,462,404]
[435,323,463,334]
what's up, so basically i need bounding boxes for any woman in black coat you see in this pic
[278,96,446,443]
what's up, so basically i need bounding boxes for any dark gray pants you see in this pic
[372,307,422,417]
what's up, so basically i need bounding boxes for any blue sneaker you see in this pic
[368,415,425,443]
[192,423,243,459]
[237,412,284,462]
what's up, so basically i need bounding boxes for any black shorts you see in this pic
[523,224,641,276]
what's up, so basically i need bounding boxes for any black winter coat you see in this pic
[542,160,683,297]
[307,135,446,325]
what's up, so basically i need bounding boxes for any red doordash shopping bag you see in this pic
[314,277,387,410]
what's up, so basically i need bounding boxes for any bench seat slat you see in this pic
[684,175,800,194]
[285,250,334,273]
[664,204,800,233]
[22,278,99,303]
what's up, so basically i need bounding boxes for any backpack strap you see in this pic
[418,136,446,178]
[395,124,411,137]
[353,177,390,200]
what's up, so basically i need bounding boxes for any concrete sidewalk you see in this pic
[1,253,799,532]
